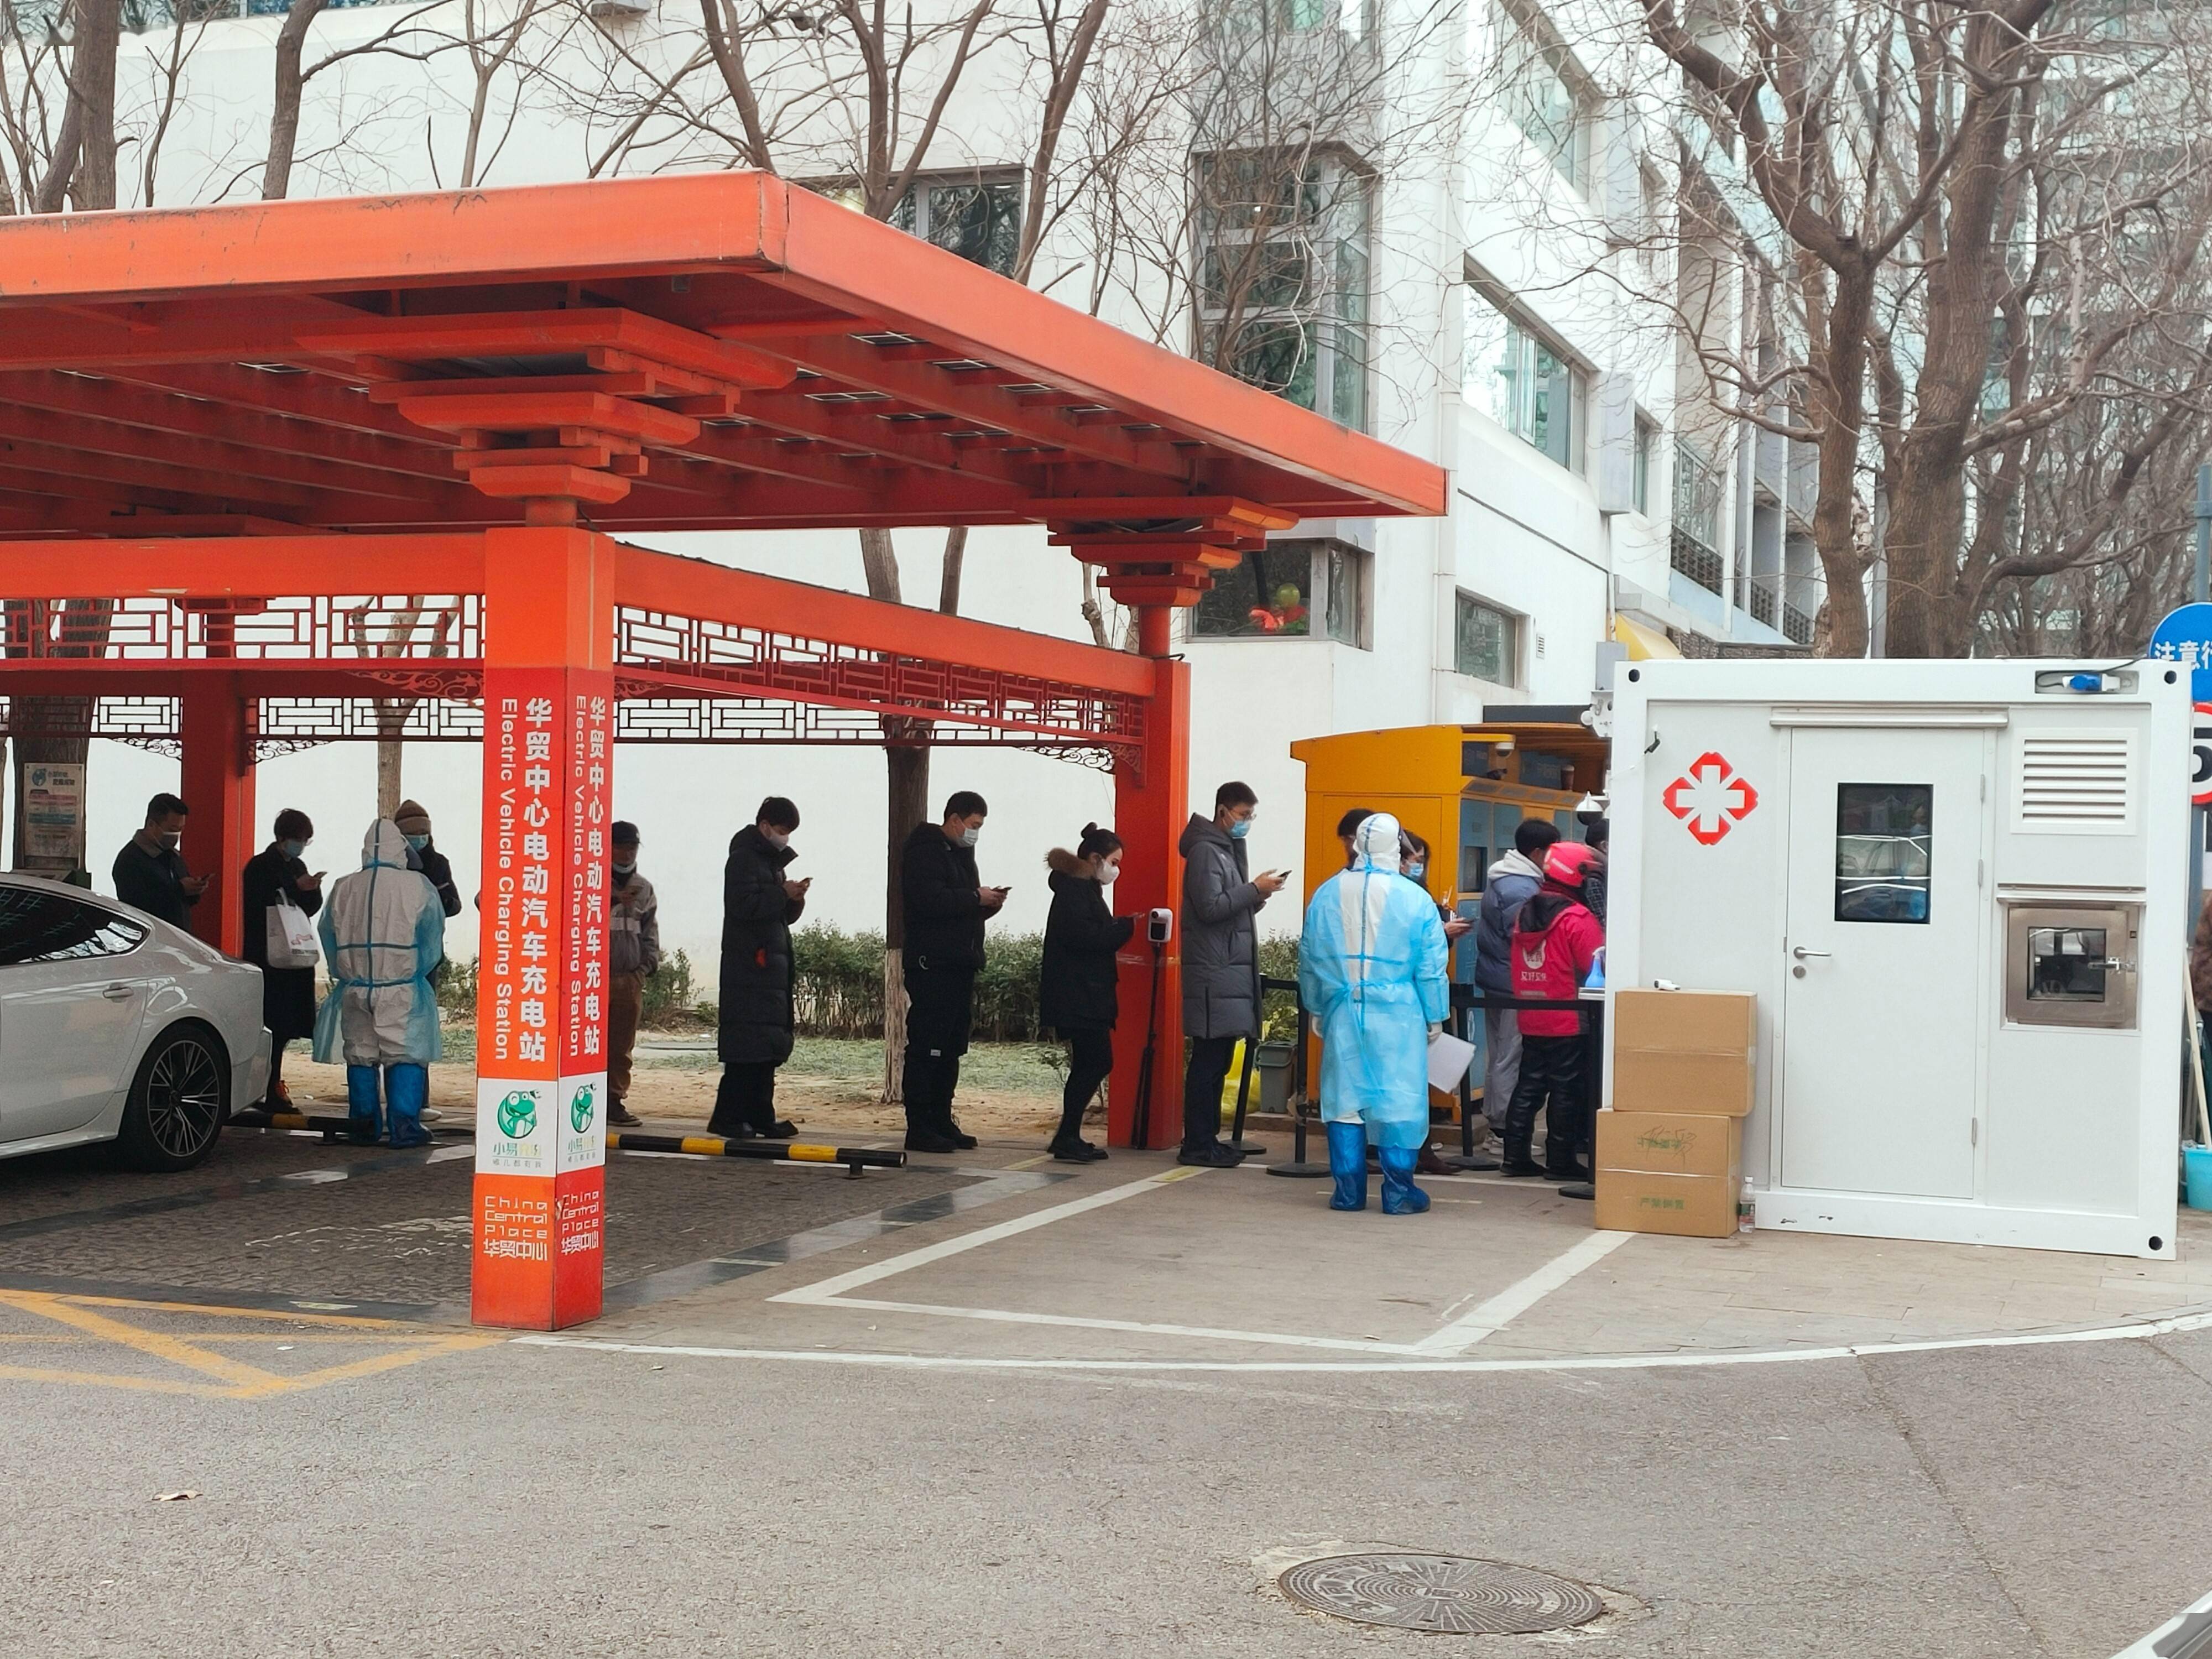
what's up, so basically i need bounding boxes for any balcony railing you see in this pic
[1736,571,1815,645]
[1670,439,1729,596]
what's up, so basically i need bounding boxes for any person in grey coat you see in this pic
[1177,780,1285,1166]
[1473,817,1561,1133]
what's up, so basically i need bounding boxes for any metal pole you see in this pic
[2194,466,2210,935]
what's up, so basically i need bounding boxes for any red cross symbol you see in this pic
[1662,752,1759,846]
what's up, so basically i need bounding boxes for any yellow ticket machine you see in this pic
[1290,716,1609,1110]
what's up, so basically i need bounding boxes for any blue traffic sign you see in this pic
[2151,603,2212,701]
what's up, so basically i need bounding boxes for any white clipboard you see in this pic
[1426,1030,1477,1093]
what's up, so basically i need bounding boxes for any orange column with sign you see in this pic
[471,525,615,1330]
[178,671,255,957]
[1107,648,1190,1149]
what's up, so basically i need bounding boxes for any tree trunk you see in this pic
[376,718,406,819]
[262,0,330,200]
[1806,265,1875,659]
[10,602,114,877]
[878,742,930,1103]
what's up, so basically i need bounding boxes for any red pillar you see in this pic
[469,524,615,1330]
[178,671,255,956]
[1107,644,1190,1149]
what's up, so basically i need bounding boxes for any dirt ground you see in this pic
[277,1050,1073,1142]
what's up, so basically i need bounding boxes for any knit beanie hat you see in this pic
[393,800,432,837]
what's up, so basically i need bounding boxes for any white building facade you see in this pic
[32,0,1819,966]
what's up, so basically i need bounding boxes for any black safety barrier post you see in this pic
[1262,976,1328,1177]
[1228,1023,1267,1159]
[1443,985,1499,1172]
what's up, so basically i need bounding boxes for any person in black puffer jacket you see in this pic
[899,790,1007,1154]
[712,796,809,1140]
[1039,825,1135,1164]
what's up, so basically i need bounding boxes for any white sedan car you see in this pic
[0,873,270,1171]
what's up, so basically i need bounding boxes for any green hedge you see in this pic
[439,928,1303,1044]
[787,925,1297,1044]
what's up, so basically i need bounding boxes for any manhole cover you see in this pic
[1277,1553,1605,1635]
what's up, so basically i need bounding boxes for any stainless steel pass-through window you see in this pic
[2026,927,2108,1003]
[1834,783,1933,923]
[2002,902,2139,1030]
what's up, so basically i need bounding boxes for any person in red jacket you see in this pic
[1503,841,1605,1182]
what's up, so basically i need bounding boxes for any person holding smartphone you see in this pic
[240,807,322,1110]
[900,790,1006,1153]
[712,796,808,1141]
[1176,780,1285,1166]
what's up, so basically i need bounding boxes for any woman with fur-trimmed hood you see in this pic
[1037,825,1136,1163]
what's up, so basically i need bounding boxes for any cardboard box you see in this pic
[1611,988,1756,1117]
[1593,1168,1742,1239]
[1594,1109,1741,1179]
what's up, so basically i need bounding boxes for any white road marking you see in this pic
[761,1163,1623,1356]
[1415,1230,1634,1355]
[515,1305,2212,1374]
[767,1170,1191,1307]
[804,1295,1426,1354]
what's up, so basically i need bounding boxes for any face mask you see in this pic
[1406,862,1426,882]
[1228,817,1252,839]
[157,832,181,852]
[959,826,981,848]
[280,839,306,859]
[612,862,635,879]
[764,829,791,852]
[1099,859,1121,885]
[405,833,430,852]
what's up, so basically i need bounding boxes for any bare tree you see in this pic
[1636,0,2212,655]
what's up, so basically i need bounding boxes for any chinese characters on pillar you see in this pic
[472,670,611,1327]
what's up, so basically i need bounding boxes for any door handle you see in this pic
[102,983,134,1000]
[1791,947,1832,961]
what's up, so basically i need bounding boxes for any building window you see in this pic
[1632,415,1656,514]
[1195,153,1371,431]
[1191,539,1369,644]
[1670,437,1728,593]
[890,175,1021,276]
[1222,0,1375,39]
[1463,287,1585,473]
[1498,6,1593,191]
[1454,591,1521,684]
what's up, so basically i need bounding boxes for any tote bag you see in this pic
[265,890,320,971]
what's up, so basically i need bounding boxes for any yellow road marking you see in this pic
[0,1291,275,1389]
[1156,1165,1211,1184]
[1003,1155,1051,1171]
[0,1291,492,1400]
[44,1293,406,1329]
[0,1363,227,1398]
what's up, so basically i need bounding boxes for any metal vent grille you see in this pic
[2016,730,2134,834]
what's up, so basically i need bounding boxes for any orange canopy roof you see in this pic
[0,174,1446,539]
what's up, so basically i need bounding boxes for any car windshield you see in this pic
[0,885,148,966]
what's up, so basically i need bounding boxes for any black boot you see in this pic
[1500,1147,1547,1178]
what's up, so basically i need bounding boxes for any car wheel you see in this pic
[116,1022,228,1172]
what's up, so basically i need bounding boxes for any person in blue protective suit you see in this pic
[1299,812,1451,1214]
[314,818,446,1148]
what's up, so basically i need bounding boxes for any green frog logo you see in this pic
[496,1089,538,1139]
[570,1084,596,1135]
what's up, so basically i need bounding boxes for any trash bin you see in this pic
[1256,1042,1292,1115]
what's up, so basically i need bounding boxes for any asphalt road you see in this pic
[4,1323,2208,1657]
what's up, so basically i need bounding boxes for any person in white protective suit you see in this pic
[315,818,446,1147]
[1298,812,1450,1214]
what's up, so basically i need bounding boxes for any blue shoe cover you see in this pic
[1326,1121,1369,1212]
[1380,1145,1430,1215]
[346,1066,382,1143]
[384,1063,432,1148]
